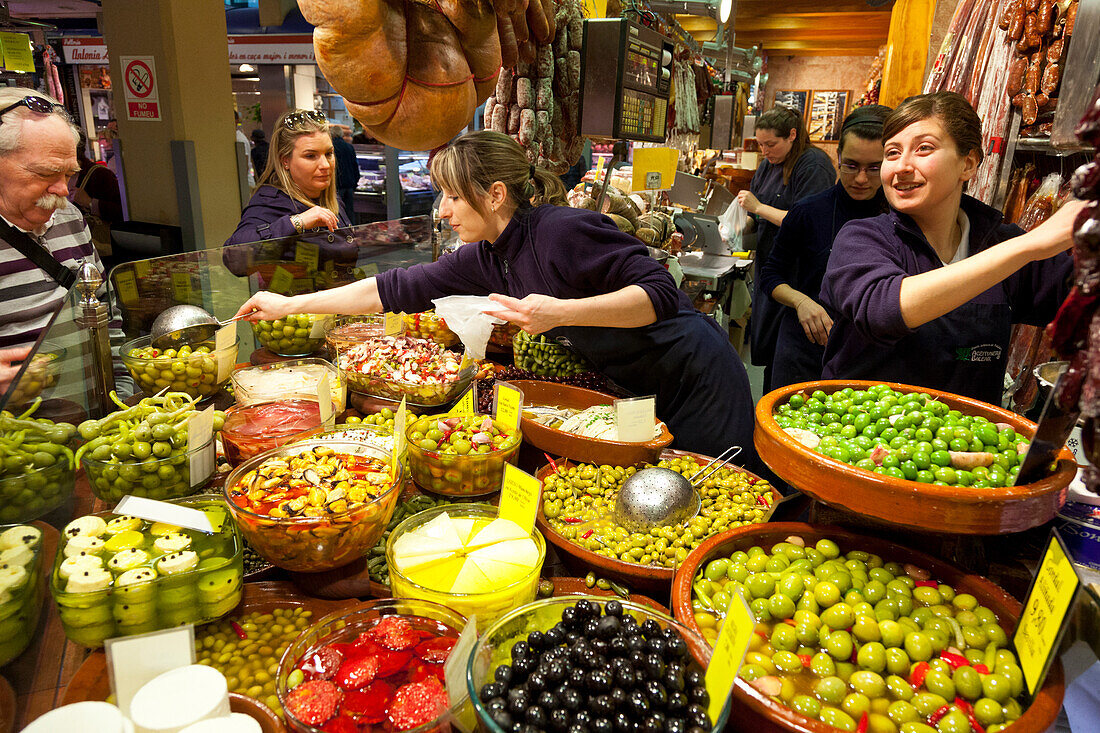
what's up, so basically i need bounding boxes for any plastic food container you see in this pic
[5,344,63,408]
[404,414,520,496]
[220,399,334,467]
[224,439,402,572]
[387,504,545,630]
[488,321,520,349]
[121,334,238,401]
[466,596,727,733]
[82,437,215,502]
[49,496,244,647]
[276,599,473,733]
[0,524,46,666]
[403,310,460,347]
[0,457,75,524]
[308,423,397,461]
[230,358,346,412]
[338,338,476,407]
[251,314,333,356]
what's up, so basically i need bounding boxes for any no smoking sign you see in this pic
[120,55,160,121]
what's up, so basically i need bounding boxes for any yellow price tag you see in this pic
[630,147,679,192]
[581,0,607,17]
[115,271,139,305]
[269,266,294,295]
[171,272,192,303]
[493,382,523,432]
[1013,531,1081,695]
[135,260,150,279]
[498,463,542,535]
[448,385,477,416]
[594,154,606,180]
[704,590,756,724]
[361,263,380,277]
[291,278,314,294]
[392,397,408,479]
[384,312,403,336]
[295,242,320,272]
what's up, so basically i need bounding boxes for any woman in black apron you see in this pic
[236,131,760,470]
[758,105,891,389]
[820,92,1082,404]
[736,106,835,392]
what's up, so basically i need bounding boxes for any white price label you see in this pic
[187,407,216,487]
[614,396,656,443]
[112,495,215,534]
[318,372,333,424]
[105,626,196,719]
[215,324,236,383]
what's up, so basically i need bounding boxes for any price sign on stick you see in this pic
[614,396,655,443]
[383,311,403,336]
[269,266,294,295]
[105,626,195,718]
[318,372,333,424]
[1012,530,1082,695]
[392,397,408,479]
[448,384,477,416]
[493,382,523,432]
[704,590,755,724]
[498,463,542,534]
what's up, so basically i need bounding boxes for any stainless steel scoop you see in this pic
[612,446,741,533]
[150,305,251,349]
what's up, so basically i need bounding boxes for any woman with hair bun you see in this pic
[737,105,836,391]
[821,91,1084,403]
[235,130,759,466]
[759,104,892,388]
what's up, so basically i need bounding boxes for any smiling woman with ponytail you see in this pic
[236,130,762,470]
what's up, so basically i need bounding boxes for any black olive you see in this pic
[667,691,688,713]
[595,615,622,640]
[526,704,548,727]
[513,655,536,676]
[643,679,668,708]
[588,669,613,692]
[665,634,688,660]
[592,717,613,733]
[627,689,650,719]
[605,599,623,617]
[561,606,579,628]
[512,641,530,659]
[495,664,514,685]
[574,710,593,726]
[575,599,599,618]
[565,631,582,645]
[627,634,647,653]
[506,688,529,715]
[567,726,588,733]
[629,650,646,666]
[489,708,514,729]
[665,718,686,733]
[687,706,710,730]
[640,619,662,639]
[545,624,566,647]
[664,667,685,693]
[687,727,709,733]
[645,637,668,658]
[591,637,610,655]
[550,709,571,731]
[568,667,587,687]
[527,631,545,651]
[480,682,506,701]
[689,685,710,705]
[609,636,630,657]
[643,654,665,680]
[584,618,601,637]
[546,659,567,682]
[642,712,665,733]
[613,711,633,733]
[615,666,635,688]
[591,694,614,716]
[486,698,507,713]
[684,669,703,688]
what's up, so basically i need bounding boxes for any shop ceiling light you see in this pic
[238,63,255,73]
[648,0,733,23]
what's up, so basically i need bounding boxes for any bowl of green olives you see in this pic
[251,314,332,357]
[404,413,521,496]
[121,334,239,401]
[755,381,1075,534]
[671,522,1064,733]
[1,406,76,522]
[82,436,216,502]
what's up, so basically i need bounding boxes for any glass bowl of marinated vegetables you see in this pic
[671,522,1064,733]
[467,596,729,733]
[336,335,476,407]
[275,598,472,733]
[251,314,332,356]
[121,334,238,401]
[755,381,1075,534]
[0,524,46,666]
[220,398,334,468]
[48,497,244,647]
[1,407,76,523]
[223,440,402,572]
[404,414,521,496]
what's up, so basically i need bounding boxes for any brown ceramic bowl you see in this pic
[755,380,1075,534]
[534,450,780,592]
[507,379,674,465]
[671,522,1065,733]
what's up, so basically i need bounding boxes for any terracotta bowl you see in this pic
[534,450,780,592]
[505,379,674,465]
[755,380,1075,534]
[671,522,1065,733]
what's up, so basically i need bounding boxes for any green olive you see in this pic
[849,670,886,698]
[819,706,857,731]
[814,676,848,705]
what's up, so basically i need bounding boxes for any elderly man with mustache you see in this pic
[0,89,125,398]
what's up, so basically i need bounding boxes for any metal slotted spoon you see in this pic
[612,446,742,533]
[150,305,252,349]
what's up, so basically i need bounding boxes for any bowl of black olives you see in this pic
[466,596,728,733]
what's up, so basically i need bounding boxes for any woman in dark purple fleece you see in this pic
[820,92,1084,405]
[235,131,759,468]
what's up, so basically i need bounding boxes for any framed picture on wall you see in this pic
[808,90,850,142]
[773,90,809,120]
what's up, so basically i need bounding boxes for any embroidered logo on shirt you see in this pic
[955,344,1003,363]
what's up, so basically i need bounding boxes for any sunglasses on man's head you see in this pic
[0,95,66,125]
[283,110,327,130]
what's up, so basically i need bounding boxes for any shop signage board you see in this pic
[227,34,315,64]
[0,32,34,73]
[121,55,161,121]
[61,36,109,64]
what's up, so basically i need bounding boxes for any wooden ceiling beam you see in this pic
[758,38,886,52]
[737,0,892,15]
[734,12,892,32]
[737,28,890,43]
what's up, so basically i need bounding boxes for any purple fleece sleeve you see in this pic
[375,244,498,313]
[224,209,296,247]
[536,208,684,321]
[1005,249,1072,326]
[820,218,912,345]
[758,203,810,298]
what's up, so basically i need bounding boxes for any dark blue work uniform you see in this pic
[758,183,886,388]
[377,205,760,471]
[819,194,1071,405]
[748,147,835,386]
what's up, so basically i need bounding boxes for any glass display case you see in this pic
[353,145,434,221]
